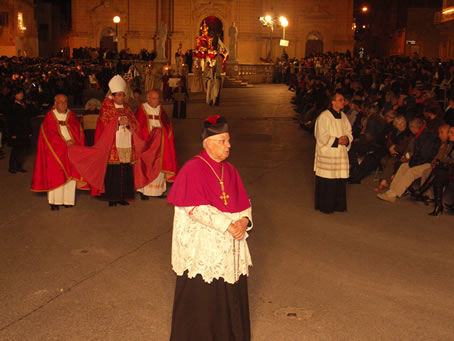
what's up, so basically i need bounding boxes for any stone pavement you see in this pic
[0,85,453,340]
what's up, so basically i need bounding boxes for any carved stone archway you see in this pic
[305,31,323,57]
[201,16,224,46]
[99,26,115,51]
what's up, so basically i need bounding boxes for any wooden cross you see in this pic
[219,181,229,206]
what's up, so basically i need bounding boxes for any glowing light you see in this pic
[442,8,454,14]
[279,16,288,27]
[17,12,27,31]
[265,15,271,22]
[113,16,120,23]
[362,6,368,12]
[362,25,366,28]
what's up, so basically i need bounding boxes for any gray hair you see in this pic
[393,115,406,128]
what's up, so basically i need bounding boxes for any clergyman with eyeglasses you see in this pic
[167,115,253,340]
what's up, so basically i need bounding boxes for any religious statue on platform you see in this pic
[175,43,183,75]
[229,22,238,62]
[157,21,167,60]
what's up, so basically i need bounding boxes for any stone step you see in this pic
[223,78,253,88]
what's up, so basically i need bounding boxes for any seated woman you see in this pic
[425,125,454,216]
[411,124,451,207]
[375,115,412,191]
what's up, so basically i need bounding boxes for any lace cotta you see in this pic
[171,205,253,284]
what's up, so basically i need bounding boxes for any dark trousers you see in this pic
[104,163,135,201]
[9,138,29,171]
[315,176,347,213]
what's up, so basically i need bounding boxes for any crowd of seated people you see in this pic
[288,53,454,216]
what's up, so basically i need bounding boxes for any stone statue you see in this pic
[228,22,238,62]
[156,21,167,60]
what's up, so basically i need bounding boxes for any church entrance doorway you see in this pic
[305,32,323,57]
[100,27,115,51]
[201,16,223,48]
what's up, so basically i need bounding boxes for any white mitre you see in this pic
[108,75,127,93]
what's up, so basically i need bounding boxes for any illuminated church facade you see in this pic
[69,0,355,63]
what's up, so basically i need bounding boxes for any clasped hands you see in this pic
[338,136,349,146]
[119,116,129,126]
[228,217,248,240]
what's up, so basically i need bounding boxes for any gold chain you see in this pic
[196,155,229,206]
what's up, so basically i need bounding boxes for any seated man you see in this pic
[377,117,440,203]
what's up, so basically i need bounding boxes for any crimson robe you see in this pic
[68,98,162,196]
[135,104,178,181]
[31,110,86,192]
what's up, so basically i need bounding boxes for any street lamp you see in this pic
[279,16,288,57]
[259,15,275,62]
[113,16,120,52]
[362,6,368,13]
[279,16,288,40]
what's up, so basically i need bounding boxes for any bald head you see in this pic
[54,94,68,114]
[146,90,160,108]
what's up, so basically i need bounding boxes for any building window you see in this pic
[0,12,8,26]
[17,11,27,32]
[38,24,48,41]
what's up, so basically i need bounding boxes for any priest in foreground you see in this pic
[135,90,178,199]
[31,94,87,210]
[167,115,253,341]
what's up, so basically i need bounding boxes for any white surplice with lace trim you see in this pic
[171,205,253,284]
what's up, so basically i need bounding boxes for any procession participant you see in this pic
[31,94,87,210]
[314,92,353,213]
[135,90,178,199]
[167,115,253,341]
[172,80,188,119]
[68,75,162,207]
[7,88,32,173]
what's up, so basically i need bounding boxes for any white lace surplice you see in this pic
[172,205,253,284]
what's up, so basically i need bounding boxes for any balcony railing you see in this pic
[434,7,454,24]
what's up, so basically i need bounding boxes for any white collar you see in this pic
[143,103,160,115]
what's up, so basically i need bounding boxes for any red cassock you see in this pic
[135,104,178,182]
[68,97,163,196]
[31,110,86,192]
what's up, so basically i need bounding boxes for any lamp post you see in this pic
[113,16,120,52]
[279,16,288,57]
[259,15,288,62]
[259,15,275,62]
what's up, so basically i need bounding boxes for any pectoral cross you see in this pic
[219,180,229,206]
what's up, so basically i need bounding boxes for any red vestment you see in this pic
[68,97,162,196]
[135,104,178,181]
[31,110,86,192]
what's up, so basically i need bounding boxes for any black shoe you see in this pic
[154,194,167,199]
[17,168,27,173]
[109,201,117,207]
[63,205,73,208]
[119,200,130,206]
[8,168,16,174]
[140,193,149,200]
[50,204,59,211]
[428,205,443,216]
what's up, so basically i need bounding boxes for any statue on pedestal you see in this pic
[156,21,167,61]
[228,22,238,63]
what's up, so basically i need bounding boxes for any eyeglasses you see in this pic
[210,139,230,145]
